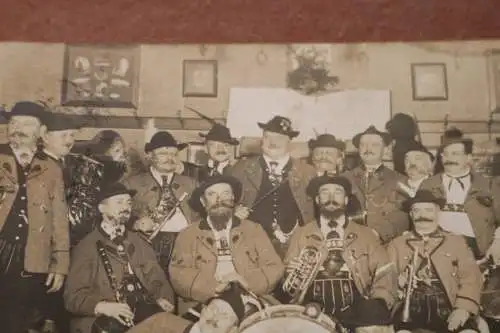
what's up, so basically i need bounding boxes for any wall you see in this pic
[1,40,500,155]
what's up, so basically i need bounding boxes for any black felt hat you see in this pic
[44,112,83,131]
[337,299,392,327]
[308,134,346,151]
[352,125,392,148]
[97,182,137,203]
[188,175,243,214]
[306,175,352,198]
[1,101,47,123]
[144,131,188,153]
[257,116,299,138]
[439,127,473,153]
[199,123,239,145]
[402,189,446,212]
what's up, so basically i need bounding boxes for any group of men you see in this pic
[1,100,500,333]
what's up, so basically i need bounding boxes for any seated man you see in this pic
[169,175,285,315]
[387,190,482,333]
[64,183,176,333]
[282,175,397,333]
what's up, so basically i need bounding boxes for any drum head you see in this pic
[239,304,337,333]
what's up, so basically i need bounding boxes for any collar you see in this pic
[408,176,428,189]
[99,219,126,242]
[317,214,349,229]
[43,149,61,161]
[150,166,174,185]
[10,145,37,164]
[199,216,242,230]
[363,163,384,174]
[208,159,229,170]
[263,154,290,171]
[444,168,471,179]
[410,227,443,240]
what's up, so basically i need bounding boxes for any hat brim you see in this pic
[98,189,137,203]
[308,139,346,151]
[199,132,240,145]
[306,176,352,198]
[352,131,392,148]
[258,122,300,138]
[439,138,474,152]
[402,197,446,212]
[0,110,45,122]
[189,176,243,214]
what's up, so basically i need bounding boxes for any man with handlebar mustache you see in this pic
[168,175,284,316]
[283,175,397,333]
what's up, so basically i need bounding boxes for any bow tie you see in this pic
[447,174,469,190]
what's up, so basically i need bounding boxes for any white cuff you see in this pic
[188,323,202,333]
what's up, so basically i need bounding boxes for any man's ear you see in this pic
[314,196,320,205]
[200,196,207,208]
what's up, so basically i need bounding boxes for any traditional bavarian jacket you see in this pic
[228,155,316,249]
[284,218,397,310]
[420,172,500,258]
[0,144,69,275]
[169,217,285,314]
[341,165,410,243]
[387,229,482,315]
[64,227,176,333]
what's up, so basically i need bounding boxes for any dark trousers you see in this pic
[0,271,50,333]
[39,287,70,333]
[151,232,178,275]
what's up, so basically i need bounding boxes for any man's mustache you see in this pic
[321,200,342,207]
[414,217,433,222]
[215,150,227,155]
[209,201,234,210]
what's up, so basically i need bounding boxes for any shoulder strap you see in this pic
[96,240,121,302]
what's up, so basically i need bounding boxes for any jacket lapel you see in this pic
[0,159,17,185]
[244,158,262,190]
[365,166,387,194]
[464,173,485,205]
[288,161,303,198]
[26,162,47,180]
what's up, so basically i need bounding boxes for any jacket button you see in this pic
[15,236,20,240]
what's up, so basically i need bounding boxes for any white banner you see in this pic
[226,87,392,141]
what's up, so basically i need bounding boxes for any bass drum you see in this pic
[239,304,338,333]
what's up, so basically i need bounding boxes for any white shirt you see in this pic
[43,149,60,161]
[263,154,290,174]
[439,170,475,238]
[364,163,383,175]
[207,217,237,280]
[407,176,427,192]
[208,159,229,174]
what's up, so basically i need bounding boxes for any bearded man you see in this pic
[308,134,346,176]
[168,175,284,315]
[0,101,69,333]
[282,175,396,333]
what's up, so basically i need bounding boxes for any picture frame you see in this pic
[411,63,448,101]
[61,44,140,108]
[182,60,218,97]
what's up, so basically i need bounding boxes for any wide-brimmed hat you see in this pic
[337,299,392,327]
[306,175,352,198]
[404,140,435,161]
[199,123,239,145]
[145,131,188,153]
[97,182,137,203]
[352,125,392,148]
[1,101,48,123]
[402,189,446,212]
[189,175,243,214]
[257,116,299,138]
[308,134,346,151]
[439,127,473,153]
[44,112,83,131]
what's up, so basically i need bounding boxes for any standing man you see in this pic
[397,140,435,198]
[180,123,239,183]
[308,134,346,176]
[169,175,284,315]
[0,101,70,333]
[388,190,482,333]
[420,128,500,262]
[342,125,410,243]
[282,175,396,333]
[228,115,316,257]
[125,131,197,272]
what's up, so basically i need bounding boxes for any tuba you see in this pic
[282,245,322,304]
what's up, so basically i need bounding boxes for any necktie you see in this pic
[448,174,468,190]
[159,175,176,211]
[268,161,281,185]
[211,161,220,176]
[327,219,338,229]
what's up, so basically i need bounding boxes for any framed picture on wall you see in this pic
[411,63,448,101]
[182,60,218,97]
[61,44,140,108]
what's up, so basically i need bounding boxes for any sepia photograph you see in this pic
[2,40,500,333]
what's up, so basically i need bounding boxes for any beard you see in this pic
[108,210,131,225]
[207,201,234,230]
[319,200,345,220]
